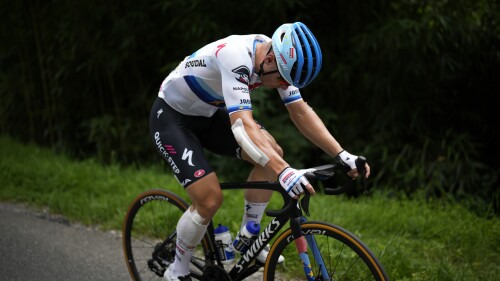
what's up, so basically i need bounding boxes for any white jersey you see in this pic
[158,34,302,117]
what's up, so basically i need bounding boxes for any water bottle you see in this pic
[233,221,260,254]
[214,224,235,264]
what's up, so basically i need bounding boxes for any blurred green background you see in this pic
[1,0,499,212]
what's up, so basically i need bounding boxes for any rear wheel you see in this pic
[122,189,210,280]
[264,221,389,281]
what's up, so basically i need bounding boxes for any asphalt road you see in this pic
[0,202,266,281]
[0,202,130,281]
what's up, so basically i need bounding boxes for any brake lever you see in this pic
[322,156,368,195]
[355,156,368,193]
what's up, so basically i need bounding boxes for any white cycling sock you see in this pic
[172,208,207,277]
[241,200,268,229]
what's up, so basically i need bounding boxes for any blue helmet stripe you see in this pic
[291,28,303,86]
[302,25,322,81]
[296,24,313,87]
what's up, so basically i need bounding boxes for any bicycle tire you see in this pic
[264,221,389,281]
[122,189,210,281]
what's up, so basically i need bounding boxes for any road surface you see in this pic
[0,202,265,281]
[0,202,129,281]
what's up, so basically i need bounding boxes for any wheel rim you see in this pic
[123,190,188,281]
[265,222,388,281]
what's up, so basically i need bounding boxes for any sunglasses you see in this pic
[258,47,291,86]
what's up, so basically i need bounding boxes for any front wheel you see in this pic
[264,221,389,281]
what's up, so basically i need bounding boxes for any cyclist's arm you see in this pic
[286,100,343,158]
[286,100,371,178]
[229,111,288,176]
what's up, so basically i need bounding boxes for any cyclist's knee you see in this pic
[186,173,223,219]
[196,193,222,219]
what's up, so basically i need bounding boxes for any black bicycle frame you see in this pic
[212,181,294,281]
[187,159,367,280]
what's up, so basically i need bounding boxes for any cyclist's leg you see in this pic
[150,97,223,279]
[171,173,222,278]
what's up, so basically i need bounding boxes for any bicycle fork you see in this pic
[291,216,330,281]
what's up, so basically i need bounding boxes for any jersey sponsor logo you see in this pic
[232,65,250,85]
[232,86,249,94]
[181,148,195,166]
[185,59,207,68]
[154,132,180,174]
[215,43,227,57]
[174,174,192,187]
[179,178,192,186]
[194,169,205,177]
[165,144,176,154]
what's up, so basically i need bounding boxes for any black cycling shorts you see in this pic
[149,97,241,188]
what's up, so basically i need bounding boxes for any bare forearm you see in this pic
[288,102,343,158]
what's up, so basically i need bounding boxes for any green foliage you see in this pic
[1,1,499,210]
[1,136,499,280]
[325,0,500,209]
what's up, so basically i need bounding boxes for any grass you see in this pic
[1,135,499,280]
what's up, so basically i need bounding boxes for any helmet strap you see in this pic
[257,47,279,77]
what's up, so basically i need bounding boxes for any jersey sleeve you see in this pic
[216,44,254,115]
[278,86,303,105]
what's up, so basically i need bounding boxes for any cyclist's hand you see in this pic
[335,150,371,178]
[278,167,315,198]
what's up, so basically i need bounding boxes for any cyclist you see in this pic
[149,22,370,281]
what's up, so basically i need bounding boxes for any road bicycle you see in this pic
[122,157,389,280]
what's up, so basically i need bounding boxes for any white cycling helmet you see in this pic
[272,22,322,88]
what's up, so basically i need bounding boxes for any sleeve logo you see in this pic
[232,65,250,85]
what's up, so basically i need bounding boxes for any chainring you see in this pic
[202,264,232,281]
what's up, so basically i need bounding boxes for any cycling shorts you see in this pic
[149,97,242,188]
